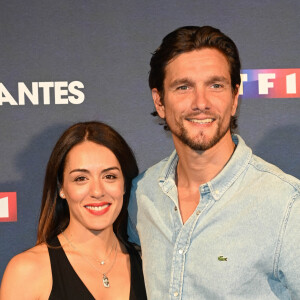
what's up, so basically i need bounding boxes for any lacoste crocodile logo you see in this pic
[218,255,228,261]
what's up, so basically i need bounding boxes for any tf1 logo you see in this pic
[0,192,17,222]
[240,69,299,99]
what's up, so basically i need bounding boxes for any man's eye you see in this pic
[177,85,189,90]
[212,83,222,89]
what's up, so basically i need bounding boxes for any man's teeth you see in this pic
[85,204,110,211]
[190,118,213,124]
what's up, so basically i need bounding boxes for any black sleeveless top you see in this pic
[47,236,147,300]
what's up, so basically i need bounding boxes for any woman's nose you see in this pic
[90,180,104,198]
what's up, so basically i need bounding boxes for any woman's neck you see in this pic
[60,224,119,259]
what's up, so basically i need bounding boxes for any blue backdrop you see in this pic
[1,0,299,278]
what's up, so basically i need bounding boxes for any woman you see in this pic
[0,121,147,300]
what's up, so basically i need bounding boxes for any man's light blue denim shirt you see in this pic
[128,135,300,299]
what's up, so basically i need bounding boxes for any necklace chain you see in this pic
[61,231,118,288]
[97,239,116,265]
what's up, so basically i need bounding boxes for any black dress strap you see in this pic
[48,236,95,299]
[126,243,147,300]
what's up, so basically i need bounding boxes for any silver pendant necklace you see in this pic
[61,231,118,288]
[100,243,117,287]
[96,240,115,265]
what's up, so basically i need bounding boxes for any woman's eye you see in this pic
[74,176,87,182]
[105,174,117,180]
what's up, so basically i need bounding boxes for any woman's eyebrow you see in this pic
[69,166,121,175]
[69,168,89,175]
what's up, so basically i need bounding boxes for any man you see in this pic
[128,26,300,299]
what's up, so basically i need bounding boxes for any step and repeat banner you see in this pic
[1,0,299,278]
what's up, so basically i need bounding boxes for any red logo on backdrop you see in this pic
[0,192,17,222]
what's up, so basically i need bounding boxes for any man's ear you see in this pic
[231,85,239,116]
[152,88,166,119]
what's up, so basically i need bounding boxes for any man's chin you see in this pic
[178,130,228,151]
[187,140,216,151]
[178,135,214,151]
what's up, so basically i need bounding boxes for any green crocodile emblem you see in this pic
[218,255,228,261]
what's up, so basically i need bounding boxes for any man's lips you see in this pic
[186,118,214,124]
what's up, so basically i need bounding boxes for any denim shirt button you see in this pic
[178,249,183,254]
[174,206,178,211]
[174,292,179,297]
[196,210,201,215]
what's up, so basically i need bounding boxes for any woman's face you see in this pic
[60,141,125,232]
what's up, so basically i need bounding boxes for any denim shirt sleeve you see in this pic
[277,193,300,297]
[127,176,141,246]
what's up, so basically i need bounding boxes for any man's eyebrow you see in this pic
[168,76,230,89]
[205,76,230,84]
[169,78,194,89]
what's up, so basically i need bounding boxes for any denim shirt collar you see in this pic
[157,134,252,201]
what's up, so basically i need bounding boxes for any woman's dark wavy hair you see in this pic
[149,25,241,132]
[36,121,138,245]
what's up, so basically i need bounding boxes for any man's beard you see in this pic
[168,116,230,151]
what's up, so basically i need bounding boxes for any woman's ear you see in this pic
[60,189,65,199]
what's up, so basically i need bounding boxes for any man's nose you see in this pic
[191,87,210,111]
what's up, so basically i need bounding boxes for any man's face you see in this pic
[152,48,239,151]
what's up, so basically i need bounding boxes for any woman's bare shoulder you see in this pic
[0,243,52,299]
[8,243,49,274]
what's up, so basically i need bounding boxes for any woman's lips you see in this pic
[84,203,111,215]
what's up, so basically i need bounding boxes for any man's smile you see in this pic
[186,118,214,124]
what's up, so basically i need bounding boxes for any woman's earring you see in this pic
[60,192,65,198]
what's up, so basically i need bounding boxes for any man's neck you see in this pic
[174,132,236,189]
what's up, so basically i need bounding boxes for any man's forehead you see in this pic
[164,49,231,81]
[166,48,228,65]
